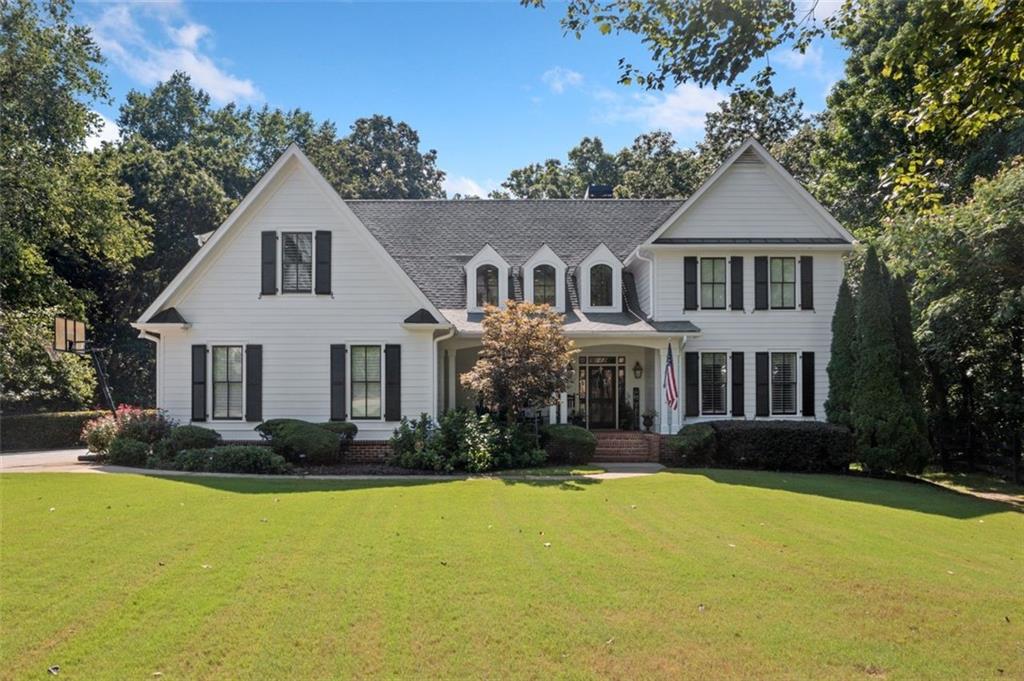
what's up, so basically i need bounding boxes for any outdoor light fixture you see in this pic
[633,361,643,379]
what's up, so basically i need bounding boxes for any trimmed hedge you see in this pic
[663,424,716,467]
[175,446,291,474]
[0,410,107,452]
[107,437,149,467]
[152,425,222,465]
[540,424,597,465]
[316,421,358,448]
[257,419,341,465]
[666,421,854,473]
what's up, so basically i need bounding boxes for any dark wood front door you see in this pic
[587,366,617,428]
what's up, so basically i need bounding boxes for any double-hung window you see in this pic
[282,232,313,293]
[351,345,382,419]
[700,258,727,309]
[701,352,728,415]
[770,257,796,309]
[212,345,243,419]
[771,352,798,415]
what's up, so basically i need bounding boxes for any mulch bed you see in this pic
[293,463,456,476]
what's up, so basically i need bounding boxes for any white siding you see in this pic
[156,161,434,440]
[659,164,834,240]
[630,258,652,315]
[656,249,845,421]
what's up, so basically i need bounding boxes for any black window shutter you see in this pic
[684,352,699,417]
[245,345,262,422]
[755,352,770,416]
[731,352,745,416]
[330,344,347,421]
[800,256,814,310]
[802,352,815,416]
[730,256,744,311]
[683,257,698,311]
[385,344,401,421]
[754,257,768,310]
[315,230,331,295]
[191,345,207,422]
[261,231,277,295]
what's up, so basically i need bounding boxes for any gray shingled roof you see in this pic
[347,199,683,309]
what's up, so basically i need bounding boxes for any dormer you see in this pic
[523,244,567,312]
[579,243,622,314]
[465,244,509,312]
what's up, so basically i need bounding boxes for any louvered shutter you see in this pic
[802,352,815,416]
[385,345,401,421]
[730,256,744,311]
[754,257,768,310]
[330,345,347,421]
[731,352,745,416]
[191,345,207,421]
[315,230,331,295]
[261,231,277,295]
[755,352,770,417]
[683,257,698,311]
[800,256,814,310]
[245,345,262,422]
[684,352,699,417]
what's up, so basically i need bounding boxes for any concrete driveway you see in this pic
[0,449,97,473]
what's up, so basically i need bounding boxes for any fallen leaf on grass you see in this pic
[47,666,60,675]
[543,542,551,548]
[605,637,614,645]
[49,507,55,512]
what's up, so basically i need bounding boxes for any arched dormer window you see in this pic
[579,243,622,313]
[465,244,509,312]
[476,265,499,307]
[590,264,613,307]
[533,265,556,306]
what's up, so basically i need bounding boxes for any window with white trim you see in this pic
[771,352,797,415]
[701,352,728,415]
[476,265,499,308]
[701,258,727,309]
[350,345,382,419]
[281,232,313,293]
[533,265,557,306]
[770,257,796,309]
[590,264,613,307]
[212,345,243,419]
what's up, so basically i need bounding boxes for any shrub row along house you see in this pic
[132,138,854,458]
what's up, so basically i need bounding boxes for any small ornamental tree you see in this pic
[890,274,931,456]
[825,277,857,429]
[460,301,577,423]
[852,246,926,473]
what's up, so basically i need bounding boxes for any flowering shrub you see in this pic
[80,405,173,453]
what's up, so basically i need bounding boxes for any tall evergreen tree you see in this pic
[852,246,926,473]
[825,277,857,429]
[889,274,931,455]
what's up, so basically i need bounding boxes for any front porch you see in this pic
[437,338,689,435]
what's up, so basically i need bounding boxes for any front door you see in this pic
[587,365,617,429]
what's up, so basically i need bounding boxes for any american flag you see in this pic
[664,343,678,410]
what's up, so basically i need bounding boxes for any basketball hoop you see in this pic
[52,315,116,415]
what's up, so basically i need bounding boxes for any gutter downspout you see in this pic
[433,326,456,417]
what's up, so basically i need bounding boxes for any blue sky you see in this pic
[80,1,848,197]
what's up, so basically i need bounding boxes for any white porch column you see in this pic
[657,338,682,434]
[447,350,457,411]
[559,392,568,424]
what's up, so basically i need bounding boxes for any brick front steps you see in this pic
[591,430,662,463]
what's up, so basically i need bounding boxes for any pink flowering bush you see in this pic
[80,405,173,453]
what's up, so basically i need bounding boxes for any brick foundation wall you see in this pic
[347,440,391,463]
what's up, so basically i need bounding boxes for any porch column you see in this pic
[657,338,683,434]
[447,350,457,411]
[559,392,568,424]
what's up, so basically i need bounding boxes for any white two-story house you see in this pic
[133,138,855,450]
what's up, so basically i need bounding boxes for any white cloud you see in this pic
[85,112,120,151]
[796,0,846,21]
[89,3,260,103]
[598,83,725,137]
[444,176,497,198]
[541,67,584,94]
[776,43,824,73]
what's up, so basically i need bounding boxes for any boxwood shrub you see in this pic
[174,446,291,474]
[0,410,107,452]
[540,424,597,465]
[666,421,854,473]
[107,437,149,467]
[663,424,716,467]
[316,421,358,449]
[152,425,222,467]
[256,419,342,465]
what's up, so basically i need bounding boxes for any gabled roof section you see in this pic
[640,138,856,247]
[147,307,187,324]
[136,144,443,324]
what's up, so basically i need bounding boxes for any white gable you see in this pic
[465,244,509,312]
[645,139,854,244]
[579,243,622,313]
[523,244,567,312]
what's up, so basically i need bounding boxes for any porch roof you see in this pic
[438,308,700,337]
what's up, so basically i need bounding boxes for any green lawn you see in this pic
[2,471,1021,680]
